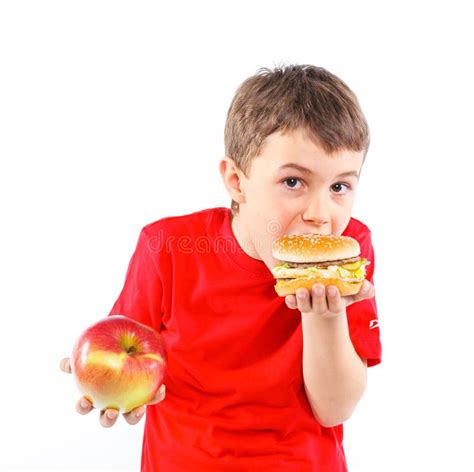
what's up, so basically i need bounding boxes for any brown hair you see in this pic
[224,64,370,214]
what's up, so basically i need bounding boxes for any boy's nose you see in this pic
[302,200,330,228]
[302,219,329,233]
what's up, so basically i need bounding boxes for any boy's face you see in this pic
[222,127,365,271]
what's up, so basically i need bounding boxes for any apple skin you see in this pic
[71,315,166,413]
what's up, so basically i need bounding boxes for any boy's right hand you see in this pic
[60,357,166,428]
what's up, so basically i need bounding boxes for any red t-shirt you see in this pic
[108,207,382,471]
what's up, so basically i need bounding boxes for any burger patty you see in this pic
[281,256,361,269]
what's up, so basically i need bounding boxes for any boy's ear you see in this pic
[219,156,246,204]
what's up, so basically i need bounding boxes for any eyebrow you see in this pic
[276,163,360,179]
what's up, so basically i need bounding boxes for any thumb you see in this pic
[147,384,166,405]
[344,280,375,307]
[60,357,72,374]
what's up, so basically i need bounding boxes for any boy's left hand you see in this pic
[285,279,375,319]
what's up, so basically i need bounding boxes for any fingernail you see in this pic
[313,286,324,296]
[135,408,144,418]
[328,287,337,296]
[80,399,89,409]
[106,411,116,419]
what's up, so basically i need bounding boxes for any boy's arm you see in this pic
[286,280,375,427]
[301,308,367,427]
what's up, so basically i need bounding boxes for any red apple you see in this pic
[71,315,166,413]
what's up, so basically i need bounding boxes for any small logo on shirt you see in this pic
[369,319,379,330]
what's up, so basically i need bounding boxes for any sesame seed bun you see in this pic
[272,234,360,263]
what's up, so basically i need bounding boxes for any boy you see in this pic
[61,64,382,471]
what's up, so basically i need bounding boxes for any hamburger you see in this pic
[271,234,370,297]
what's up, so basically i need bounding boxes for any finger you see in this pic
[285,295,297,309]
[60,357,71,373]
[360,280,375,299]
[100,408,119,428]
[296,288,312,313]
[76,396,93,415]
[124,406,146,425]
[124,384,166,425]
[351,281,375,304]
[147,384,166,405]
[326,285,344,314]
[311,284,328,314]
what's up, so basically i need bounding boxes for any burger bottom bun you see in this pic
[274,276,364,297]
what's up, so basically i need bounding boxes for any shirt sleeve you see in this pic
[108,227,164,331]
[346,229,382,367]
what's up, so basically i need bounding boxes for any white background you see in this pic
[1,1,473,470]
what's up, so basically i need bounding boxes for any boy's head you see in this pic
[219,64,370,269]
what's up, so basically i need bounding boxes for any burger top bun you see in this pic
[272,234,360,263]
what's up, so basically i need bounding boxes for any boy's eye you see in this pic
[331,183,351,194]
[282,179,351,194]
[282,177,303,190]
